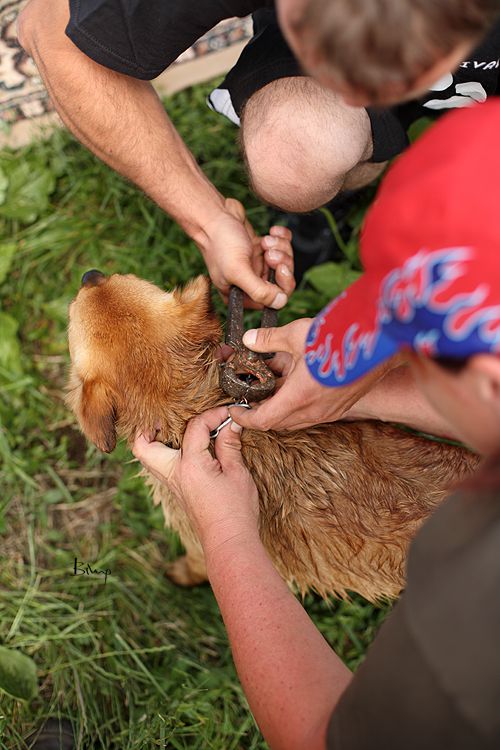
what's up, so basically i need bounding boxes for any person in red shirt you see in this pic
[134,101,500,750]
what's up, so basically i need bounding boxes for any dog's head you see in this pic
[66,271,221,452]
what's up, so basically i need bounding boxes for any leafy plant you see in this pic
[305,261,361,300]
[0,152,56,224]
[0,646,38,701]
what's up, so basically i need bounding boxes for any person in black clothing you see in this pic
[133,101,500,750]
[18,0,500,299]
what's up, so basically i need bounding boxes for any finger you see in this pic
[213,419,245,468]
[230,376,303,431]
[242,323,294,354]
[260,255,294,298]
[262,236,294,263]
[229,401,276,431]
[232,262,288,310]
[263,250,293,276]
[274,263,296,297]
[269,225,292,241]
[182,406,231,456]
[132,434,179,480]
[264,248,295,295]
[223,198,259,245]
[242,296,266,310]
[264,246,294,273]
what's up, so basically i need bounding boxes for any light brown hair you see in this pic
[67,272,479,600]
[291,0,500,102]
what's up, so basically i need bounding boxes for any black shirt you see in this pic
[327,455,500,749]
[66,2,500,163]
[66,0,270,80]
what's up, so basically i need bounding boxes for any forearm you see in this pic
[345,365,459,438]
[19,0,223,247]
[204,532,352,750]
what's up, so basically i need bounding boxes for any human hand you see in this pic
[132,406,260,552]
[200,198,295,309]
[230,318,398,431]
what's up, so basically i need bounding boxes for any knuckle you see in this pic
[278,239,293,256]
[281,275,296,294]
[254,412,272,431]
[231,410,248,427]
[251,284,271,304]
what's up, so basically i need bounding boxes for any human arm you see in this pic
[228,318,459,436]
[17,0,293,308]
[342,363,459,438]
[132,409,352,750]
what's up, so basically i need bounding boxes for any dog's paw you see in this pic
[165,555,208,587]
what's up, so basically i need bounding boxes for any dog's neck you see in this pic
[150,340,229,450]
[120,343,228,448]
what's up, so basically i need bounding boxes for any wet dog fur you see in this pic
[66,273,479,601]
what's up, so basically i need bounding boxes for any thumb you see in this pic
[229,379,296,431]
[132,434,179,481]
[235,262,288,310]
[242,324,292,354]
[213,420,245,468]
[224,196,247,223]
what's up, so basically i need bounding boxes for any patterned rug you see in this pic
[0,1,251,145]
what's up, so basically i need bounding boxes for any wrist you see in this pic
[191,196,250,260]
[174,178,226,250]
[201,519,261,566]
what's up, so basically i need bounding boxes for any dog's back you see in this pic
[242,421,477,599]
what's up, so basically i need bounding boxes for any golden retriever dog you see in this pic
[66,271,479,601]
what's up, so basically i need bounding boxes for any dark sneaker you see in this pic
[26,718,75,750]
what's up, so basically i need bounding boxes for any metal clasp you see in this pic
[209,401,252,439]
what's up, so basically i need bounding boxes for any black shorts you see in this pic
[207,9,410,163]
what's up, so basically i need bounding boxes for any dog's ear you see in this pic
[174,276,220,341]
[77,379,117,453]
[177,275,212,308]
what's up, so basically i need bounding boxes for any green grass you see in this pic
[0,80,389,748]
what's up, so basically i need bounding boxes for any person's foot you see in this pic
[26,718,75,750]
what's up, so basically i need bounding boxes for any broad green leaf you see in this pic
[0,646,38,701]
[304,262,361,300]
[0,158,55,224]
[0,242,16,285]
[0,312,22,373]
